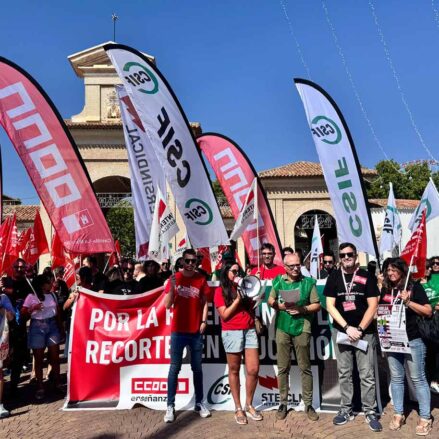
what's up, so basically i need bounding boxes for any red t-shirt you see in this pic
[164,272,209,333]
[251,264,285,280]
[214,286,254,330]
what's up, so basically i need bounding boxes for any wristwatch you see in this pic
[201,320,207,325]
[343,324,349,332]
[357,326,364,334]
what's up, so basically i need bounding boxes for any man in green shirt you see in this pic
[268,253,321,421]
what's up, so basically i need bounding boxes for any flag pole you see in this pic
[255,182,260,274]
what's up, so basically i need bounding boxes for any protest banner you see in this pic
[0,57,114,254]
[198,133,282,266]
[105,44,228,249]
[65,283,344,411]
[295,79,378,259]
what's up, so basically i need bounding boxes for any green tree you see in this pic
[106,200,135,256]
[367,160,433,200]
[212,179,226,203]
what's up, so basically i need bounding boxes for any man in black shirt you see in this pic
[323,243,381,432]
[320,251,336,279]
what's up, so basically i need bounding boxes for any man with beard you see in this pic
[323,243,381,432]
[251,243,285,280]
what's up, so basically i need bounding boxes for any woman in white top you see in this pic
[21,275,62,400]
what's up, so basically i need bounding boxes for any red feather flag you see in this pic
[400,209,427,279]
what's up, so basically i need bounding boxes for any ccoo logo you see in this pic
[311,115,342,145]
[123,62,159,94]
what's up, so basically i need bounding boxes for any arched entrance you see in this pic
[93,175,132,214]
[293,210,337,255]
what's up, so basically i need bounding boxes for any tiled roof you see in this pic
[4,205,39,222]
[259,161,377,178]
[220,204,233,218]
[368,199,418,209]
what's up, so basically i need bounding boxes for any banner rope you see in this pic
[279,0,312,80]
[320,1,402,177]
[368,0,438,163]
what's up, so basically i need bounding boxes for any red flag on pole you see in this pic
[33,211,49,256]
[108,239,121,267]
[51,230,66,268]
[400,209,427,279]
[17,227,31,254]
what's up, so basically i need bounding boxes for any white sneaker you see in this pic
[431,381,439,394]
[0,406,10,419]
[163,406,174,423]
[195,402,211,418]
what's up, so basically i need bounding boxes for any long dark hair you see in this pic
[382,257,411,293]
[32,274,52,302]
[219,261,242,307]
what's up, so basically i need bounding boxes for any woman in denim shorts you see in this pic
[21,274,62,400]
[214,261,263,425]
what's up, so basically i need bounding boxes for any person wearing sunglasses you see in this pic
[268,253,321,421]
[251,243,285,280]
[320,251,336,279]
[214,261,262,425]
[323,242,382,432]
[163,248,211,423]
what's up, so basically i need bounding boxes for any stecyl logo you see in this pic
[123,62,159,94]
[311,115,342,144]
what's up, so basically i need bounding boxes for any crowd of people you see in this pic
[164,244,438,436]
[0,245,438,437]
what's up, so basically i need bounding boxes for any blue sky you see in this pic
[1,0,439,203]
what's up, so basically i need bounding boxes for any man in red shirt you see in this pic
[251,243,285,280]
[163,249,211,423]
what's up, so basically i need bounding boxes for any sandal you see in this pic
[415,418,432,436]
[234,408,248,425]
[245,405,263,421]
[389,414,405,431]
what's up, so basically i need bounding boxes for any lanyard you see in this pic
[341,268,358,300]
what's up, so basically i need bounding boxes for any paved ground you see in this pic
[1,359,438,439]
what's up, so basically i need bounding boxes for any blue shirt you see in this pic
[0,294,14,328]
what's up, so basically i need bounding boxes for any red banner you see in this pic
[198,133,282,265]
[67,287,168,408]
[0,57,114,254]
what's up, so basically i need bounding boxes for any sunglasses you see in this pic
[14,266,25,270]
[229,269,239,275]
[340,252,355,259]
[323,260,333,264]
[184,258,197,265]
[432,261,439,266]
[262,252,273,256]
[285,264,301,270]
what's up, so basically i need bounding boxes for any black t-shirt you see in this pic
[323,268,379,334]
[106,279,137,295]
[92,272,107,292]
[137,276,164,293]
[379,282,430,341]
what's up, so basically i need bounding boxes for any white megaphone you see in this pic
[235,275,264,309]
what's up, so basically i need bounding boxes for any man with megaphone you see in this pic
[268,252,321,422]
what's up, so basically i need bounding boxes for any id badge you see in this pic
[342,301,356,312]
